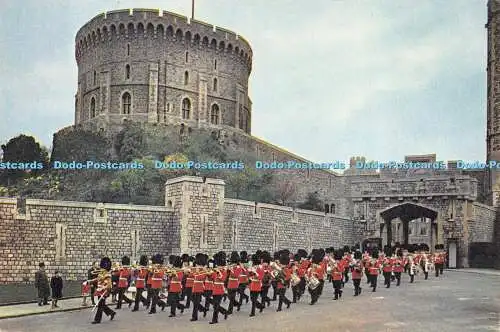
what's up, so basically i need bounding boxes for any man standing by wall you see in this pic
[35,262,50,306]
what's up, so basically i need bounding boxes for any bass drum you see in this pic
[308,276,320,290]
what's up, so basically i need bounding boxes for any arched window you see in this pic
[90,97,96,118]
[122,92,131,114]
[125,64,130,79]
[213,78,218,92]
[324,204,330,213]
[330,204,336,214]
[182,98,190,119]
[184,71,189,85]
[210,104,219,124]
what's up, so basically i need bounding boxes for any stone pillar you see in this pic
[401,216,411,245]
[198,75,207,126]
[164,176,225,255]
[148,63,159,123]
[385,219,392,247]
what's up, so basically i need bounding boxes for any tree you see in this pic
[298,191,324,212]
[1,134,49,184]
[272,175,298,206]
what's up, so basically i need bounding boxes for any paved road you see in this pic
[1,272,499,332]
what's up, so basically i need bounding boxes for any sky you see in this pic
[0,0,489,165]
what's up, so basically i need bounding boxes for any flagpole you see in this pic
[191,0,195,20]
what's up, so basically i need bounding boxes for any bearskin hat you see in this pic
[297,249,308,259]
[195,253,207,266]
[325,247,333,254]
[230,251,240,264]
[100,257,112,271]
[279,250,290,265]
[435,244,444,250]
[371,250,379,259]
[169,255,176,265]
[384,245,392,257]
[397,249,403,257]
[311,249,322,264]
[121,255,130,266]
[181,254,190,263]
[343,245,350,253]
[172,256,182,268]
[334,249,343,260]
[319,248,326,260]
[251,253,261,266]
[240,251,248,263]
[353,250,362,260]
[261,251,271,264]
[139,255,148,266]
[152,254,164,265]
[273,251,280,261]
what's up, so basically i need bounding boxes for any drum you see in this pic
[290,274,301,287]
[308,276,320,290]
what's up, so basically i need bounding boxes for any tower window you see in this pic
[185,51,188,63]
[213,78,218,92]
[184,71,189,85]
[210,104,219,124]
[214,59,217,70]
[122,92,131,114]
[127,43,130,56]
[90,97,96,118]
[182,98,191,119]
[125,64,130,79]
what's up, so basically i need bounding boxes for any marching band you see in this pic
[85,247,447,325]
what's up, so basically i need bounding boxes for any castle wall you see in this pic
[469,202,496,242]
[75,9,252,134]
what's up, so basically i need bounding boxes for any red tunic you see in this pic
[297,267,306,278]
[393,259,404,273]
[227,269,239,290]
[185,274,194,288]
[368,261,380,276]
[351,263,363,280]
[315,265,325,281]
[118,267,130,288]
[204,278,214,292]
[192,274,205,293]
[382,259,393,273]
[151,270,164,289]
[331,267,343,281]
[238,267,249,284]
[249,274,262,293]
[169,278,182,293]
[135,267,148,289]
[213,275,225,296]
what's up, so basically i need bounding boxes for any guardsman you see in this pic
[110,262,120,303]
[132,255,149,311]
[148,254,166,314]
[341,251,352,287]
[351,250,363,296]
[382,255,393,288]
[92,257,116,324]
[190,254,208,322]
[237,252,250,307]
[167,256,185,317]
[363,252,371,285]
[249,255,264,317]
[259,251,272,307]
[116,256,133,309]
[368,250,380,292]
[204,267,214,313]
[331,253,343,300]
[393,253,404,286]
[276,251,291,312]
[210,268,228,324]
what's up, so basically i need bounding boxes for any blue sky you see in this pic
[0,0,488,164]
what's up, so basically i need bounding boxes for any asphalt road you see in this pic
[1,271,499,332]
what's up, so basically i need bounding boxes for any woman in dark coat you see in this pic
[35,262,50,306]
[50,271,63,308]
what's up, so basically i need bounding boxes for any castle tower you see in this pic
[74,9,253,135]
[486,0,500,205]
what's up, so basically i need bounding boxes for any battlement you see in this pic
[75,8,252,70]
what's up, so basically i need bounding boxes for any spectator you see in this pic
[51,271,63,308]
[35,262,50,306]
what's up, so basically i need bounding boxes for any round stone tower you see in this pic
[74,8,252,135]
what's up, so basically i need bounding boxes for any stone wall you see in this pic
[469,202,496,242]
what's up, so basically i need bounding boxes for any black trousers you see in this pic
[271,281,278,300]
[227,289,238,313]
[353,278,361,295]
[370,274,378,291]
[191,292,205,320]
[343,270,349,284]
[383,272,391,288]
[116,287,133,308]
[133,288,147,310]
[332,280,342,299]
[90,285,96,305]
[424,270,429,280]
[299,277,306,296]
[149,288,165,313]
[211,295,227,323]
[167,292,185,316]
[146,287,153,307]
[395,272,402,286]
[365,269,371,283]
[277,288,290,310]
[238,284,249,306]
[318,279,325,296]
[260,285,271,306]
[309,285,320,304]
[250,291,264,315]
[291,284,300,302]
[409,272,415,283]
[37,295,48,305]
[182,287,192,308]
[94,296,115,323]
[204,290,213,311]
